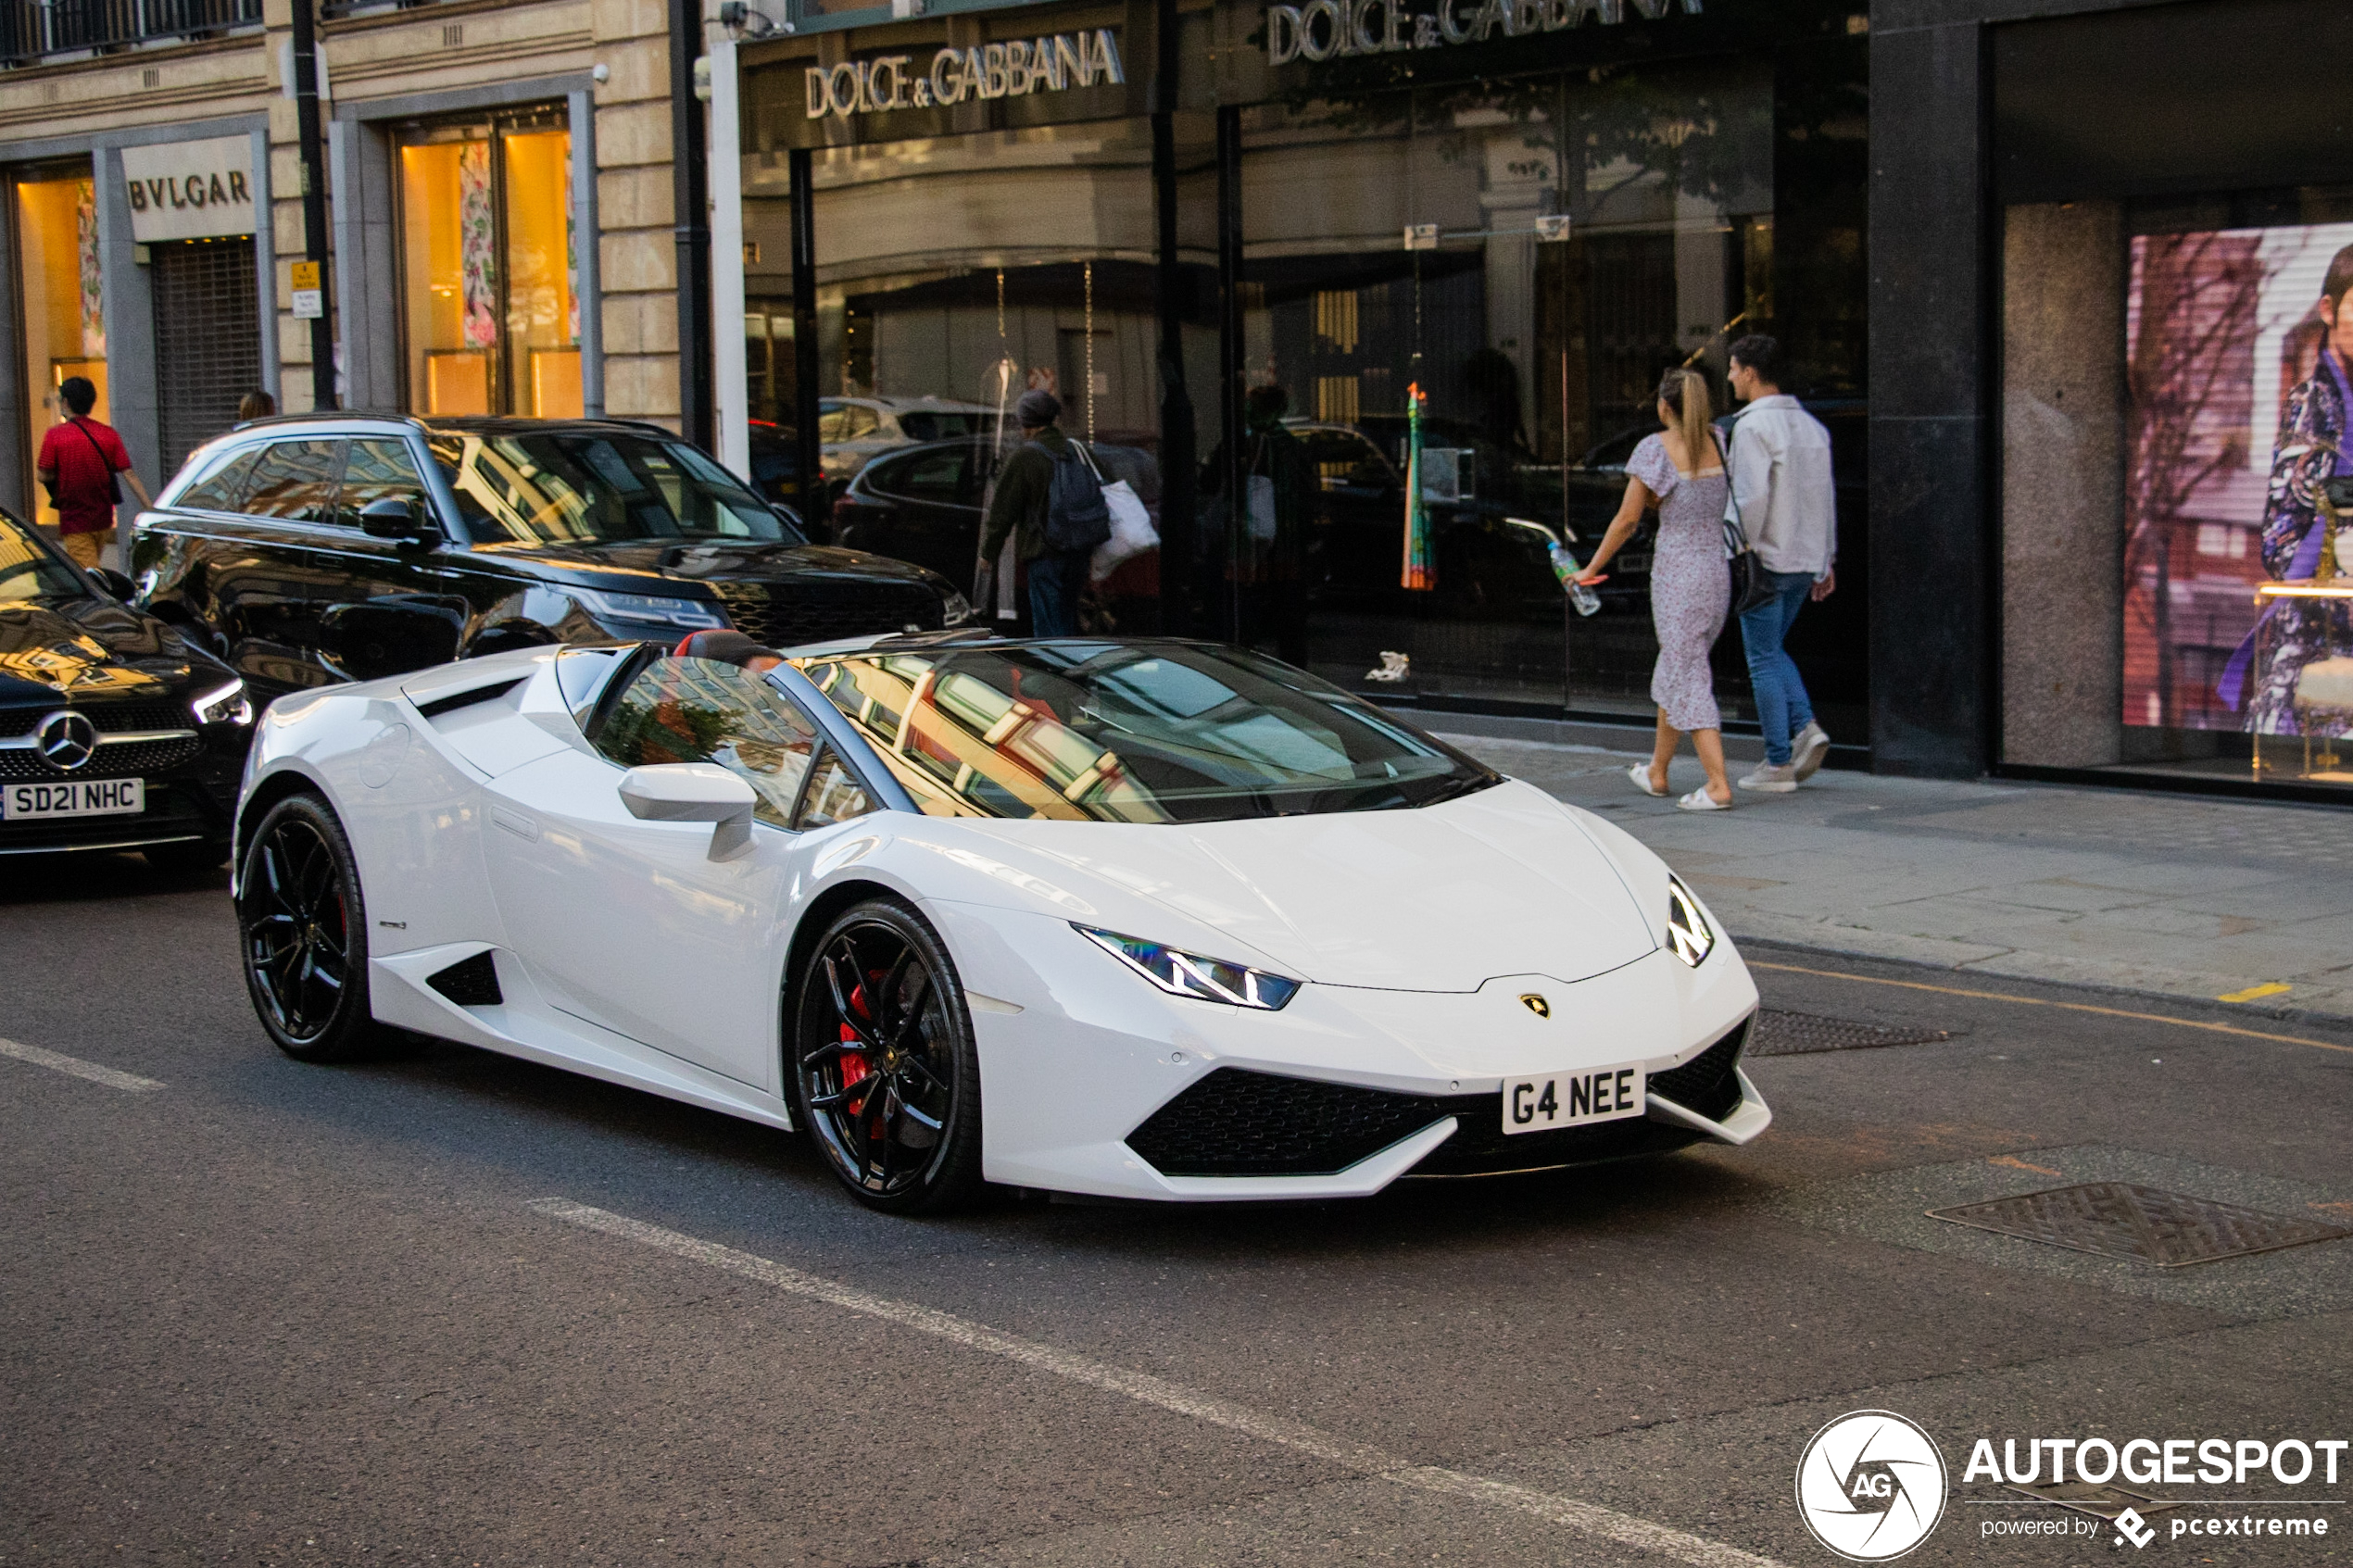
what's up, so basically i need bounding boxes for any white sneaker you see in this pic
[1738,760,1799,793]
[1791,722,1831,781]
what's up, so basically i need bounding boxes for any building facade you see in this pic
[0,0,686,544]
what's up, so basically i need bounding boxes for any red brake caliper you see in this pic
[839,979,871,1110]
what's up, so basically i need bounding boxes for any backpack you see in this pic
[1028,438,1112,553]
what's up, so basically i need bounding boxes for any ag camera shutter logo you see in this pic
[1795,1410,1948,1562]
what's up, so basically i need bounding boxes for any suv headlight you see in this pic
[941,589,975,626]
[1666,874,1715,968]
[569,585,730,632]
[1075,925,1302,1010]
[193,678,253,726]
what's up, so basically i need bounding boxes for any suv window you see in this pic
[1295,428,1394,492]
[242,440,344,523]
[177,445,262,512]
[334,438,432,528]
[590,655,823,830]
[868,445,967,505]
[820,403,878,442]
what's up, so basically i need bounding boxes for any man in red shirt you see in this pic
[36,375,152,571]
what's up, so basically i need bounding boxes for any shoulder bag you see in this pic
[69,418,124,507]
[1712,426,1776,616]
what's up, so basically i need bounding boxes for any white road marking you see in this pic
[0,1035,163,1092]
[530,1198,1785,1568]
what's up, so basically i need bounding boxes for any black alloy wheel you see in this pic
[236,795,377,1061]
[792,899,983,1213]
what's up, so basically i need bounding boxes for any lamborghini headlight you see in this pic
[1666,874,1714,968]
[1075,924,1302,1010]
[193,678,253,726]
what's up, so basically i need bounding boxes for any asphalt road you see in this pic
[5,852,2350,1567]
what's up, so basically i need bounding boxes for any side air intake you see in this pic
[426,950,503,1007]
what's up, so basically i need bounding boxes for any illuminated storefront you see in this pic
[397,110,581,419]
[737,0,1868,732]
[14,163,107,531]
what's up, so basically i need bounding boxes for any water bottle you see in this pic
[1548,543,1604,618]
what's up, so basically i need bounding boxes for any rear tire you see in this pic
[235,794,379,1062]
[790,897,984,1215]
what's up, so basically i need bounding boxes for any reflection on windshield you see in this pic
[794,641,1496,823]
[427,431,801,546]
[0,514,89,600]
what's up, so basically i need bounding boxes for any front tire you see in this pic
[235,794,378,1062]
[791,898,984,1214]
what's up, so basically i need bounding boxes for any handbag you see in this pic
[1077,442,1159,583]
[1243,435,1277,545]
[1714,427,1777,616]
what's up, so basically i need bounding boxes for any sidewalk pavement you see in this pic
[1430,722,2353,1025]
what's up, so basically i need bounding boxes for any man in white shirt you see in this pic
[1724,334,1835,792]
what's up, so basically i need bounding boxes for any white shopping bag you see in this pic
[1079,445,1160,583]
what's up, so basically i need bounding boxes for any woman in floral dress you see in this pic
[1576,368,1735,810]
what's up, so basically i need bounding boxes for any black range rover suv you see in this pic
[132,415,974,697]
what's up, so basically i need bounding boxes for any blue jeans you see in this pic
[1738,570,1818,765]
[1026,548,1089,637]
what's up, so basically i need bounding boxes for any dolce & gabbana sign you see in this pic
[1265,0,1699,62]
[804,29,1123,122]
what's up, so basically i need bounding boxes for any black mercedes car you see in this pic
[0,507,250,872]
[132,414,974,698]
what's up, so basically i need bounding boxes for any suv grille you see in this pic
[0,735,203,781]
[712,580,944,650]
[0,697,192,738]
[1124,1017,1752,1180]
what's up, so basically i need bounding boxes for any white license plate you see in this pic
[1502,1063,1646,1135]
[2,778,144,820]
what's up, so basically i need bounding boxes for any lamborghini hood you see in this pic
[951,779,1658,993]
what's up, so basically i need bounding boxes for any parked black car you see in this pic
[0,507,251,872]
[133,415,975,699]
[830,437,1162,590]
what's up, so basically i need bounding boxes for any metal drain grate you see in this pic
[1929,1183,2353,1268]
[1747,1010,1954,1057]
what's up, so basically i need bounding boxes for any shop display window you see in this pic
[398,113,579,419]
[15,165,107,531]
[1238,64,1776,711]
[2006,182,2353,794]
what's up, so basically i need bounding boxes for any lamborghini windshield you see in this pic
[793,641,1498,823]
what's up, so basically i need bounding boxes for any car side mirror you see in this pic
[618,763,757,860]
[359,496,432,542]
[88,566,134,603]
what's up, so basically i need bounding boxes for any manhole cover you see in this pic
[1748,1010,1954,1057]
[1928,1183,2353,1267]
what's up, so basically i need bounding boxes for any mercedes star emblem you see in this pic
[35,709,97,771]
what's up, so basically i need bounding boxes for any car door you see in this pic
[202,437,349,694]
[315,437,473,682]
[478,652,877,1087]
[848,445,975,582]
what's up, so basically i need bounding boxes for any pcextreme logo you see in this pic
[1795,1411,1949,1562]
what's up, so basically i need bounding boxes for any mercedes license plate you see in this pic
[2,778,144,820]
[1502,1063,1645,1135]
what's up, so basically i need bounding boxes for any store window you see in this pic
[1237,63,1776,712]
[398,111,580,418]
[744,116,1215,625]
[15,163,106,531]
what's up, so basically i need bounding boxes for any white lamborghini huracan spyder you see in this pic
[232,633,1767,1211]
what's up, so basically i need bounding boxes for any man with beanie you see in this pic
[979,387,1096,637]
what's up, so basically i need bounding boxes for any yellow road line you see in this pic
[2217,981,2294,1003]
[1747,960,2353,1055]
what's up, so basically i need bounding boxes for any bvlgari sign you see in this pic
[1265,0,1699,61]
[805,29,1123,122]
[120,135,257,244]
